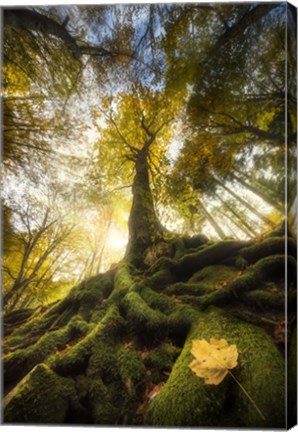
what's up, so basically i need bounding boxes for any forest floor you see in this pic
[2,222,297,428]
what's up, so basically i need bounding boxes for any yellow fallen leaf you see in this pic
[188,337,238,385]
[189,338,266,420]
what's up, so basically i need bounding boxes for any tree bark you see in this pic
[126,143,163,261]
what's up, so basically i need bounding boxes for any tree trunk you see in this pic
[216,209,240,239]
[230,172,284,213]
[196,198,226,239]
[126,144,163,263]
[214,192,257,238]
[215,177,275,228]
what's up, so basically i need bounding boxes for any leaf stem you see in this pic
[228,370,266,421]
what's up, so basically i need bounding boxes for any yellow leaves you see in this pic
[188,337,238,385]
[189,338,266,420]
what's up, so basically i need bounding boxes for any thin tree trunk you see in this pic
[196,198,226,239]
[217,208,251,239]
[214,192,257,238]
[215,178,275,228]
[230,172,283,213]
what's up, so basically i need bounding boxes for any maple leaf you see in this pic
[188,337,238,385]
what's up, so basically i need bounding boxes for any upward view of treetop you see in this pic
[2,3,297,428]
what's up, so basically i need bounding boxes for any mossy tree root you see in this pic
[145,308,285,428]
[200,255,296,309]
[240,236,296,264]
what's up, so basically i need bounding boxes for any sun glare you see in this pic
[106,226,128,251]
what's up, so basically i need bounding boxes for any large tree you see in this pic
[2,3,297,428]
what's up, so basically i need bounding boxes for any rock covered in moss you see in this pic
[145,308,285,428]
[4,364,75,423]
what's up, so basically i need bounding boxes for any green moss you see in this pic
[242,289,284,309]
[234,256,249,269]
[88,341,119,379]
[109,263,135,302]
[7,297,74,341]
[288,326,297,427]
[118,347,146,390]
[4,308,36,325]
[54,305,125,375]
[4,364,75,423]
[174,240,247,279]
[86,334,146,423]
[145,308,285,428]
[4,315,91,386]
[87,340,146,423]
[170,236,186,260]
[147,267,174,291]
[89,377,120,424]
[168,304,197,346]
[122,291,168,343]
[139,286,176,314]
[146,343,181,383]
[146,256,176,277]
[200,254,288,308]
[118,347,147,420]
[241,236,296,264]
[176,294,203,308]
[166,282,208,297]
[189,265,237,285]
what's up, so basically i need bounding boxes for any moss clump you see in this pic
[4,308,36,325]
[139,286,176,314]
[200,254,288,309]
[169,236,186,260]
[54,305,125,375]
[145,343,181,383]
[146,256,176,277]
[122,291,168,343]
[147,267,174,291]
[288,326,297,427]
[168,304,198,346]
[174,240,247,279]
[165,282,209,297]
[118,347,146,392]
[117,347,147,421]
[145,308,285,428]
[240,236,296,264]
[74,276,108,321]
[7,297,75,341]
[188,265,237,285]
[4,315,90,387]
[109,263,135,302]
[4,364,75,423]
[88,377,120,424]
[242,289,284,309]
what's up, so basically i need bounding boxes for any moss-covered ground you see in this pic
[2,225,296,427]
